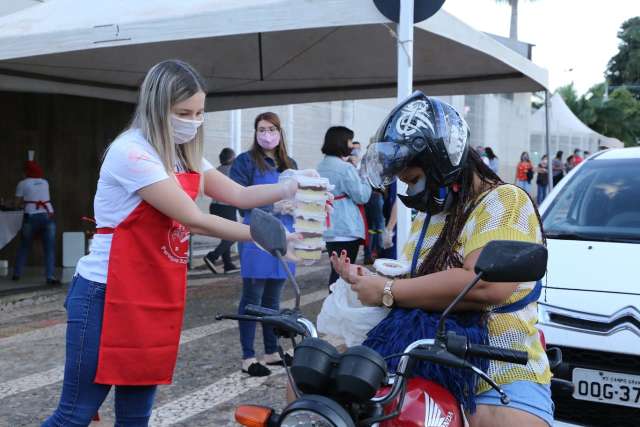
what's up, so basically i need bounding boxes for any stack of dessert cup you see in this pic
[291,175,332,264]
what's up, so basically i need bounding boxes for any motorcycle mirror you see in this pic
[474,241,547,283]
[249,209,287,257]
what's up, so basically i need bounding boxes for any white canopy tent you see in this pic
[0,0,550,253]
[0,0,548,111]
[530,93,623,162]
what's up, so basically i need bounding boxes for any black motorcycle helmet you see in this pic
[361,91,469,189]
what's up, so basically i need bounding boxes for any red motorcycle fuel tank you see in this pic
[380,378,464,427]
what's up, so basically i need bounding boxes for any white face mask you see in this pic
[171,114,203,145]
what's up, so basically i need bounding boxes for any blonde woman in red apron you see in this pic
[42,60,299,427]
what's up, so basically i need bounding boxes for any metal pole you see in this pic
[230,109,242,153]
[287,104,295,157]
[544,91,553,193]
[396,0,414,254]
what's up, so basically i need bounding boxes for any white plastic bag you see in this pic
[317,278,390,346]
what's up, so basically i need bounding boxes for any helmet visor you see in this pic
[360,141,416,189]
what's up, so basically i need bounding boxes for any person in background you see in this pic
[348,141,363,168]
[203,147,239,274]
[552,150,564,186]
[583,150,590,158]
[363,187,384,265]
[484,147,499,175]
[12,160,59,285]
[571,148,583,167]
[230,111,298,377]
[536,154,549,205]
[565,155,575,174]
[379,181,398,260]
[317,126,371,286]
[515,151,533,194]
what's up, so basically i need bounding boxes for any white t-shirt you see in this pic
[16,178,54,214]
[76,129,213,283]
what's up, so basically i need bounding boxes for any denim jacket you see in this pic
[317,155,372,240]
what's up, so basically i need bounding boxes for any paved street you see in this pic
[0,260,331,427]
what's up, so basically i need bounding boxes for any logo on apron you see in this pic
[161,221,189,264]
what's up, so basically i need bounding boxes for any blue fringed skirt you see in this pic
[363,308,489,413]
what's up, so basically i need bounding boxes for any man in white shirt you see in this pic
[13,161,60,285]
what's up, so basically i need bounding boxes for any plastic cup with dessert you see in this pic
[372,258,410,279]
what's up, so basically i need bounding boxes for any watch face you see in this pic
[382,293,394,307]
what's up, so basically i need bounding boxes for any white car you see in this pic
[537,147,640,427]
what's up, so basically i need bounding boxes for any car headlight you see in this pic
[279,395,354,427]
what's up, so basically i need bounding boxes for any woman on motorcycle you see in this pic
[331,92,553,427]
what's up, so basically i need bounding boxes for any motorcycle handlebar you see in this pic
[245,304,280,317]
[466,343,528,366]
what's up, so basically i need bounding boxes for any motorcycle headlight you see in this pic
[280,410,334,427]
[279,395,354,427]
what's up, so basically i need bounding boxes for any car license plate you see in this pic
[572,368,640,409]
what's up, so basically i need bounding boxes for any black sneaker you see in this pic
[203,256,218,274]
[242,362,271,377]
[265,353,293,367]
[11,276,19,281]
[46,278,61,285]
[223,264,240,274]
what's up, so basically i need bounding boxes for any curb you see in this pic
[0,284,68,315]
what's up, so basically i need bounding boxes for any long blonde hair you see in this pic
[128,59,207,174]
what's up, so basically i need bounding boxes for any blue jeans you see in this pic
[43,275,157,427]
[364,192,385,260]
[515,180,531,194]
[14,213,56,279]
[238,278,285,359]
[536,183,549,205]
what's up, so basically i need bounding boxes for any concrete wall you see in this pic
[0,92,134,268]
[464,93,532,188]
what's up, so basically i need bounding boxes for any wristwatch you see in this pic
[382,280,395,308]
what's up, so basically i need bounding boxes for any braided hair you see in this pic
[417,149,545,277]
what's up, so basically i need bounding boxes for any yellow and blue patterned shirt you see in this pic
[401,184,551,393]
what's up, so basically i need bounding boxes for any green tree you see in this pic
[495,0,538,40]
[559,83,640,147]
[606,17,640,99]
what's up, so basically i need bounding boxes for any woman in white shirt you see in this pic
[42,60,300,427]
[13,160,58,284]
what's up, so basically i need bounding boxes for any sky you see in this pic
[443,0,639,95]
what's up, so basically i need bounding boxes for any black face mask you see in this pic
[398,178,452,215]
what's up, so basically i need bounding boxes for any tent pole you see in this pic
[287,104,295,156]
[230,109,242,153]
[544,90,552,193]
[395,0,414,254]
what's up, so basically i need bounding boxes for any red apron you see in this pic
[94,172,200,385]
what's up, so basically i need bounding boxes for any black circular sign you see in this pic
[373,0,446,24]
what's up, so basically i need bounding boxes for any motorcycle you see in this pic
[217,209,554,427]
